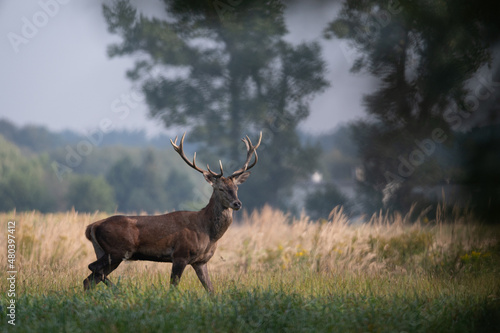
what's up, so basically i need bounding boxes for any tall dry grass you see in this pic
[0,205,498,292]
[215,205,498,276]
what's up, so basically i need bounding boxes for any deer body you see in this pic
[83,133,260,292]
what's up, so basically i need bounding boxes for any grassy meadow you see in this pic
[1,206,499,332]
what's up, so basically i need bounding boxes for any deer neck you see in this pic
[202,191,233,241]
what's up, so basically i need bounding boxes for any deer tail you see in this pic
[85,222,105,259]
[85,224,93,241]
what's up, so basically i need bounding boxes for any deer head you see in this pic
[170,132,262,210]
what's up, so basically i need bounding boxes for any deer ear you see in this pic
[232,171,250,185]
[203,172,215,185]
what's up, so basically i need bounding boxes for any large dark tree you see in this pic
[103,0,328,210]
[325,0,500,214]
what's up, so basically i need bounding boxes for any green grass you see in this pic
[2,269,499,332]
[1,209,499,332]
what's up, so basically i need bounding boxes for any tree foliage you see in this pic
[67,175,116,213]
[0,130,199,214]
[0,119,61,153]
[0,135,55,212]
[325,0,500,214]
[102,0,329,210]
[457,125,500,222]
[106,149,197,213]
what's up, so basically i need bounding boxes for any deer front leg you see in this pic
[192,263,214,293]
[170,259,188,289]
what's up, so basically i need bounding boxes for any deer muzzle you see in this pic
[231,200,242,210]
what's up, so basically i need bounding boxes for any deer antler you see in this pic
[170,133,223,178]
[231,131,262,178]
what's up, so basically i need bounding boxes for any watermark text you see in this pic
[6,221,17,326]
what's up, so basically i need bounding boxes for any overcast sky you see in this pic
[0,1,373,138]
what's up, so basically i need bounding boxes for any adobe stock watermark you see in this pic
[381,73,500,205]
[51,65,168,182]
[443,74,500,130]
[6,221,17,326]
[383,128,447,184]
[51,89,145,181]
[7,0,72,54]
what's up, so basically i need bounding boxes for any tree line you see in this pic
[0,118,356,216]
[0,119,203,213]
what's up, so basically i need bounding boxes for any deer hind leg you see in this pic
[83,254,122,291]
[192,263,214,293]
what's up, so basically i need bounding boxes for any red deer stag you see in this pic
[83,132,261,292]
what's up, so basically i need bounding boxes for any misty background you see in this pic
[1,0,499,223]
[0,1,370,136]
